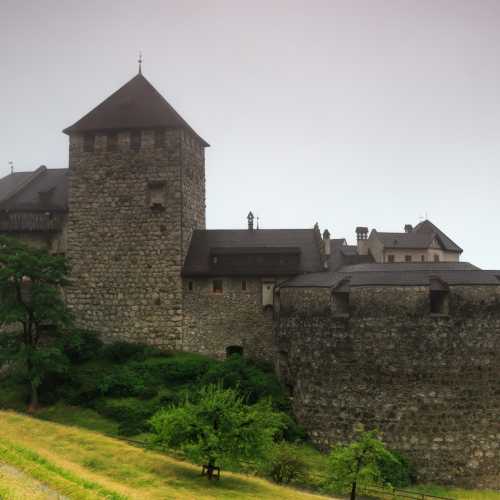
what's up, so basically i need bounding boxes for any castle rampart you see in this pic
[275,284,500,487]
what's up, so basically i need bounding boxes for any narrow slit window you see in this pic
[154,129,165,148]
[188,281,194,292]
[213,279,223,294]
[241,280,247,291]
[130,130,142,151]
[83,134,95,153]
[107,133,118,152]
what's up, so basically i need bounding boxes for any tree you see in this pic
[150,384,284,479]
[327,429,402,500]
[0,236,71,411]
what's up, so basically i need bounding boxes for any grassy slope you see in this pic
[0,410,328,500]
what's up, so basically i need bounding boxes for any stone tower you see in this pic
[63,71,208,347]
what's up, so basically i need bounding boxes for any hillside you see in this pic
[0,410,329,500]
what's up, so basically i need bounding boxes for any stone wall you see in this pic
[182,277,275,362]
[66,128,205,347]
[275,284,500,488]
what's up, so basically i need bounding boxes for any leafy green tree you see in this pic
[0,236,71,411]
[327,429,402,500]
[150,384,284,479]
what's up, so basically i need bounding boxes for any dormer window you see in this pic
[130,130,141,151]
[83,134,95,153]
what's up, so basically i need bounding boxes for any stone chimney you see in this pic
[323,229,331,270]
[356,226,369,256]
[247,211,254,230]
[404,224,413,233]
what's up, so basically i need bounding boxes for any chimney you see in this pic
[404,224,413,233]
[356,226,369,256]
[322,229,331,270]
[247,211,254,230]
[323,229,331,256]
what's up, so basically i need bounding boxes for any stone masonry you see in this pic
[66,128,205,347]
[275,284,500,488]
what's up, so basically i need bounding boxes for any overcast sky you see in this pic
[1,0,499,268]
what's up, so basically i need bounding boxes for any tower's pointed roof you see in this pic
[63,73,209,146]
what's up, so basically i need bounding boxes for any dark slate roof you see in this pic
[0,172,34,202]
[413,219,462,253]
[63,73,209,147]
[373,231,434,250]
[183,229,322,277]
[0,167,68,212]
[371,220,462,253]
[280,262,498,288]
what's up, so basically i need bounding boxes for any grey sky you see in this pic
[1,0,499,268]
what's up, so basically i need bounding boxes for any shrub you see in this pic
[279,413,308,442]
[97,365,149,398]
[200,355,287,408]
[63,330,103,363]
[102,341,159,363]
[266,442,309,484]
[95,397,161,436]
[377,451,415,487]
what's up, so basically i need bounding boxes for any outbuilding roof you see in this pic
[371,220,462,253]
[280,262,498,288]
[63,73,209,147]
[183,229,323,276]
[0,167,68,212]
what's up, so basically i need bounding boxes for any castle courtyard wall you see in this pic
[182,277,275,362]
[276,284,500,488]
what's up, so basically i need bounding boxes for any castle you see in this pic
[1,71,500,487]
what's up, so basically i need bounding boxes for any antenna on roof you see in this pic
[8,161,13,175]
[138,51,143,74]
[256,216,260,230]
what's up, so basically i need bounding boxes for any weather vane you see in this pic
[138,52,143,74]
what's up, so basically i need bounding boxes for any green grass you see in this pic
[0,410,329,499]
[411,484,500,500]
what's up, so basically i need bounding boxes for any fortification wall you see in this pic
[275,285,500,488]
[182,277,274,362]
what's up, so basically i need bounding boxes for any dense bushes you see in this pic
[35,338,299,442]
[265,442,309,484]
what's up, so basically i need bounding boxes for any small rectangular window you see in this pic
[332,292,350,316]
[213,279,223,293]
[388,255,395,263]
[434,254,440,262]
[147,181,166,209]
[188,281,194,291]
[241,280,247,291]
[154,129,165,148]
[130,130,142,151]
[405,255,412,262]
[107,133,118,152]
[430,290,449,315]
[421,255,425,262]
[83,134,95,153]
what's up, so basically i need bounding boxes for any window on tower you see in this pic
[130,130,142,151]
[83,134,95,153]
